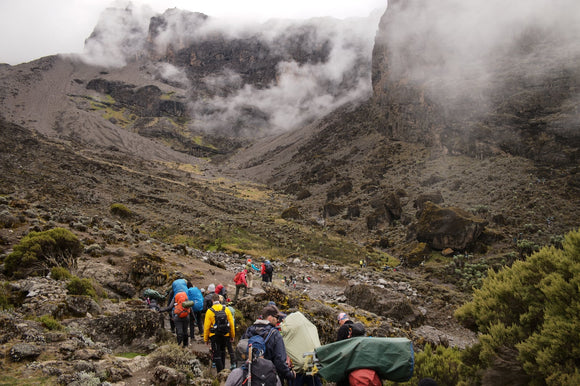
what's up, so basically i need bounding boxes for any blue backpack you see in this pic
[187,287,204,312]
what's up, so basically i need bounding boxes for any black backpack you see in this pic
[348,322,366,338]
[242,357,278,386]
[265,263,273,275]
[210,306,230,336]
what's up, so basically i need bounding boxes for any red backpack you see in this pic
[173,291,191,319]
[348,369,382,386]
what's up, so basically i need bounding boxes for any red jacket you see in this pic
[235,269,248,286]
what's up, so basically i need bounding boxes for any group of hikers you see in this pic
[144,260,429,386]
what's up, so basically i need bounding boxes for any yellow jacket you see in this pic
[204,303,235,342]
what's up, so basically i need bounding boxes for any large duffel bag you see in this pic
[314,336,414,383]
[280,311,321,372]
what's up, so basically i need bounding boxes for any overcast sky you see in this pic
[0,0,387,65]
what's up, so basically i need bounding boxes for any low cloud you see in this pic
[80,3,383,136]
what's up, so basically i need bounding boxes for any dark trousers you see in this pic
[189,310,203,338]
[210,334,228,372]
[226,337,235,366]
[174,315,189,347]
[234,284,247,301]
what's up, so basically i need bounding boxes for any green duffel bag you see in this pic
[314,336,414,383]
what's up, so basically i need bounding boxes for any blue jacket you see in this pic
[243,319,294,381]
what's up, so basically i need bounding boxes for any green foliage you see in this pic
[0,282,13,310]
[149,343,202,377]
[455,228,580,384]
[66,277,97,299]
[50,266,72,281]
[3,227,82,278]
[38,314,65,331]
[386,344,463,386]
[516,239,540,258]
[110,203,132,218]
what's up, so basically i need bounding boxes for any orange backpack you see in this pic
[173,291,191,319]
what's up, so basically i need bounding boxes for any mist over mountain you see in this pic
[82,4,382,136]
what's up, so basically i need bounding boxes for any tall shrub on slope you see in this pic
[455,229,580,385]
[3,227,82,278]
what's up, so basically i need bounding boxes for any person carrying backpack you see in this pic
[163,278,188,334]
[159,278,192,347]
[265,260,274,282]
[187,281,205,340]
[336,312,366,341]
[204,293,235,372]
[225,334,281,386]
[242,305,296,383]
[233,268,249,302]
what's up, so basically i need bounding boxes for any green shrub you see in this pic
[67,276,97,299]
[50,266,72,281]
[3,227,82,278]
[38,314,65,331]
[110,203,132,218]
[455,228,580,384]
[149,343,202,377]
[386,344,463,386]
[0,282,13,310]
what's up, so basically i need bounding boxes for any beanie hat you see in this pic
[207,283,215,293]
[338,312,349,322]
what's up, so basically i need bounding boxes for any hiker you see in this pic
[260,260,269,282]
[264,260,274,282]
[336,312,365,341]
[233,267,249,302]
[242,304,296,383]
[159,278,190,347]
[187,281,205,339]
[204,293,235,372]
[164,279,187,333]
[225,334,281,386]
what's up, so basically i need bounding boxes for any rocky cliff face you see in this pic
[371,0,580,167]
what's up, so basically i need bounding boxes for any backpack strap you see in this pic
[263,327,276,344]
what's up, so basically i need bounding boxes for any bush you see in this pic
[455,228,580,384]
[50,266,72,281]
[386,344,463,386]
[66,276,97,299]
[149,343,203,378]
[3,227,82,278]
[38,314,65,331]
[110,203,132,218]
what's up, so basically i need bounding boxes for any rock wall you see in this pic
[371,0,580,166]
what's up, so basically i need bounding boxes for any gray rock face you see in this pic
[371,0,580,167]
[344,284,425,327]
[416,202,487,251]
[9,343,41,362]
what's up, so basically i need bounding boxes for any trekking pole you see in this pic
[247,344,253,385]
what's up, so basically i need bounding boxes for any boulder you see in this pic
[9,343,41,362]
[416,202,487,250]
[344,284,425,327]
